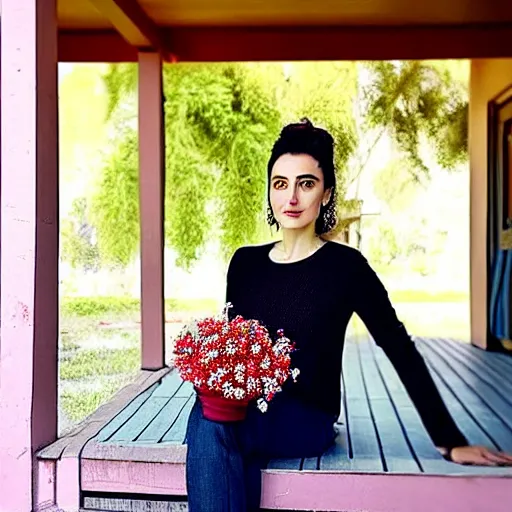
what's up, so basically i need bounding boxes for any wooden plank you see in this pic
[136,396,188,443]
[417,343,512,452]
[429,338,512,404]
[318,423,351,471]
[59,25,512,64]
[174,380,194,398]
[95,383,158,442]
[38,369,170,458]
[161,396,195,444]
[422,340,512,435]
[81,459,512,511]
[109,396,171,442]
[151,371,183,398]
[370,341,474,475]
[81,459,187,496]
[420,355,501,450]
[358,341,421,473]
[82,442,186,463]
[301,456,319,471]
[83,496,187,511]
[87,0,174,61]
[451,338,512,375]
[320,340,382,471]
[432,338,512,397]
[267,458,302,470]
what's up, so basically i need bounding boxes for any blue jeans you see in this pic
[185,392,336,511]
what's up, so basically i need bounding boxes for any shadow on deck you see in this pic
[38,337,512,512]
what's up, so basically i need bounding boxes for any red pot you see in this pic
[197,388,250,422]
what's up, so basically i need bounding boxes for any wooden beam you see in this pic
[87,0,174,61]
[59,23,512,63]
[138,52,166,370]
[0,0,59,510]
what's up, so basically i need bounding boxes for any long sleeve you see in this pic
[353,253,468,449]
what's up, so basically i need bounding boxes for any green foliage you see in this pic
[373,158,422,213]
[95,63,283,268]
[61,197,101,271]
[84,60,465,269]
[367,222,401,272]
[363,61,468,178]
[91,131,140,267]
[61,296,141,317]
[102,63,138,119]
[92,62,359,268]
[60,296,219,317]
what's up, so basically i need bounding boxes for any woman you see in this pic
[185,119,512,512]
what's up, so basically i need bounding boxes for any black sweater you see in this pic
[226,241,467,449]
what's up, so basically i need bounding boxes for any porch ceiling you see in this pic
[56,0,512,62]
[59,0,512,28]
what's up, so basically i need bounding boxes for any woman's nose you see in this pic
[288,188,298,205]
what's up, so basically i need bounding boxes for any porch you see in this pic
[3,1,512,511]
[38,336,512,511]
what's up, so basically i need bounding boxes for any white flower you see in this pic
[234,388,246,400]
[257,398,268,413]
[247,377,258,392]
[207,349,219,360]
[260,357,270,370]
[291,368,300,381]
[225,343,236,355]
[222,381,235,398]
[251,343,261,354]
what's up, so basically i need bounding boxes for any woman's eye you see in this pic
[301,180,315,189]
[273,180,287,190]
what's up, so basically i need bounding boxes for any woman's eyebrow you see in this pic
[296,174,320,181]
[271,174,320,181]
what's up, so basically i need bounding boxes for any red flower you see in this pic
[173,303,299,412]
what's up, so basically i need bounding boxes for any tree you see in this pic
[92,62,359,269]
[362,60,468,180]
[61,197,101,271]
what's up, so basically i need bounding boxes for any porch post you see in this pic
[469,61,488,349]
[0,0,59,511]
[138,52,166,370]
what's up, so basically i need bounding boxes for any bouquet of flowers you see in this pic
[173,303,299,422]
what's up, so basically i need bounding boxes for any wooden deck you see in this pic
[39,337,512,511]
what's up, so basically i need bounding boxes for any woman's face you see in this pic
[269,153,332,232]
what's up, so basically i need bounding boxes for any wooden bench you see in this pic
[38,337,512,511]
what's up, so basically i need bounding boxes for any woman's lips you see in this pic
[284,211,303,218]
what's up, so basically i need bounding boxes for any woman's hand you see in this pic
[448,446,512,466]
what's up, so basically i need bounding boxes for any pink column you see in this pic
[138,52,166,370]
[0,1,59,511]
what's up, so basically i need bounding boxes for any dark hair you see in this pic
[266,118,337,234]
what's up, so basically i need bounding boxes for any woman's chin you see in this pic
[277,217,314,231]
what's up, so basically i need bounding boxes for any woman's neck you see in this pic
[274,228,325,262]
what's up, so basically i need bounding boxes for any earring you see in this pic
[322,202,337,232]
[267,206,276,226]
